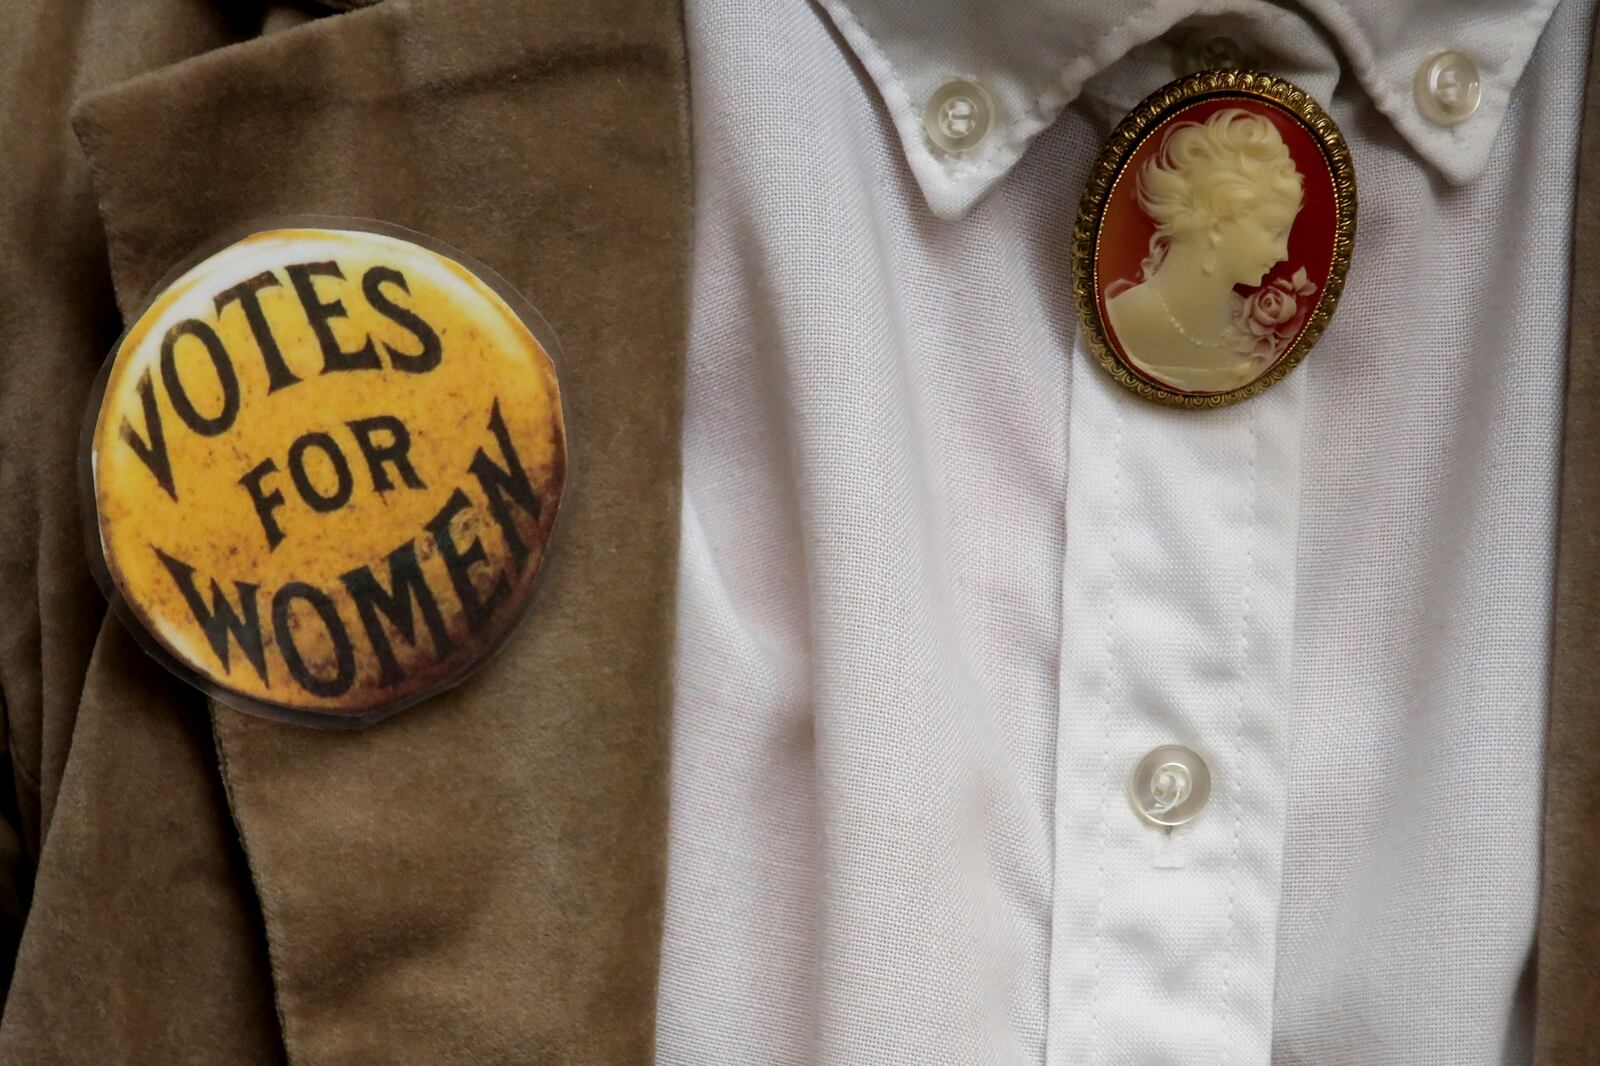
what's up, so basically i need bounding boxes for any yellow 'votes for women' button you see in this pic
[83,220,567,727]
[1072,69,1357,408]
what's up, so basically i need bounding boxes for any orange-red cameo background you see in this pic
[1094,94,1338,391]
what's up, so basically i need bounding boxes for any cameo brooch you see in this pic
[1071,70,1356,408]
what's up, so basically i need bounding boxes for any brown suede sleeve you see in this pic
[0,4,287,1058]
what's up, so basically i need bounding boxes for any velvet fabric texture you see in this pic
[0,0,691,1062]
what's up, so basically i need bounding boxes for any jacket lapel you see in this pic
[68,0,691,1060]
[1536,3,1600,1060]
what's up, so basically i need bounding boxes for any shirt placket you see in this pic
[1046,337,1306,1065]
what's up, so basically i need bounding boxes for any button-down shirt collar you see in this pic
[817,0,1563,218]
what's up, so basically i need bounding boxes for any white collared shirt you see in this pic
[657,0,1591,1060]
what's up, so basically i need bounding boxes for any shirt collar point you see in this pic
[1389,107,1509,187]
[902,139,1021,220]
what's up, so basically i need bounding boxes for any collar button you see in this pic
[1174,31,1251,76]
[924,79,995,156]
[1414,51,1482,126]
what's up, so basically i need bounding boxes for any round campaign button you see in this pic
[82,219,567,727]
[1071,69,1356,408]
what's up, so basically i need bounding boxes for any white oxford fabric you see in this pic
[656,0,1590,1062]
[815,0,1563,216]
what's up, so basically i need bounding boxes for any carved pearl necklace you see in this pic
[1148,284,1249,351]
